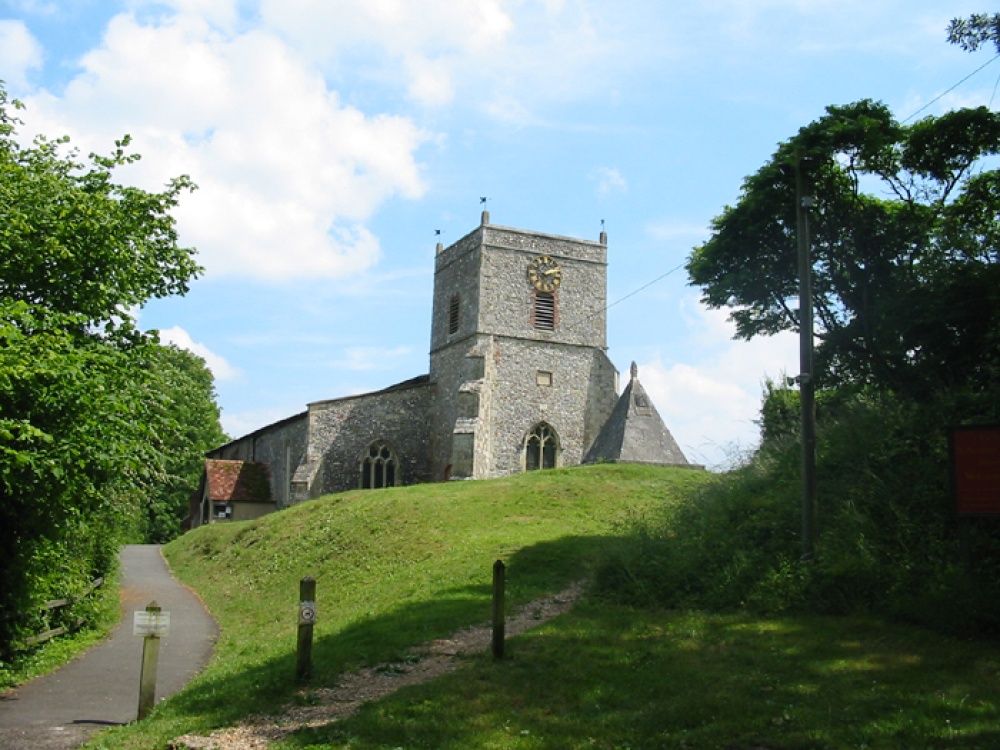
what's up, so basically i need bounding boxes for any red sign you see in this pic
[951,426,1000,517]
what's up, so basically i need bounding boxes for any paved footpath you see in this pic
[0,545,218,750]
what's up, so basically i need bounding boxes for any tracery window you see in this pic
[361,441,398,489]
[524,423,559,471]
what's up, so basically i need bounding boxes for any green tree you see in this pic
[0,83,215,652]
[947,13,1000,52]
[0,96,199,328]
[687,99,1000,400]
[143,344,228,543]
[0,302,165,650]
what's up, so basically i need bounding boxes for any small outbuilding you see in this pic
[190,459,274,527]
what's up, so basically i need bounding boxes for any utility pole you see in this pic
[795,148,818,560]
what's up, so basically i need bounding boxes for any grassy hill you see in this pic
[89,463,702,746]
[87,463,1000,750]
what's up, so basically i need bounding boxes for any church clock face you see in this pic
[527,255,562,292]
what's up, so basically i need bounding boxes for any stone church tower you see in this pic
[193,214,689,527]
[429,212,619,480]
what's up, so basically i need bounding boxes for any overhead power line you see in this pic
[903,53,1000,123]
[604,261,687,314]
[563,259,687,334]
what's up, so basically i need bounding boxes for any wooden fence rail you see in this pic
[20,576,105,647]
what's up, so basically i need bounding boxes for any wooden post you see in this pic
[137,602,162,720]
[492,560,505,660]
[296,577,316,682]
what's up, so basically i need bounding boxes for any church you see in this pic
[191,213,691,527]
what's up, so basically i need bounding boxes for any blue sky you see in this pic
[1,0,995,468]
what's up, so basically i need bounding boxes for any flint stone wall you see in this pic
[483,339,618,476]
[304,379,436,496]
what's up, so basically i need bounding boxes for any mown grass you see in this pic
[281,604,1000,750]
[85,463,702,748]
[82,461,1000,749]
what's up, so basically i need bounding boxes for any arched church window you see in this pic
[448,294,460,335]
[532,291,556,330]
[360,441,398,489]
[524,423,559,471]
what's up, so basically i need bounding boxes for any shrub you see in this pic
[598,393,1000,637]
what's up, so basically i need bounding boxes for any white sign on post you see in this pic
[298,601,316,626]
[133,610,171,637]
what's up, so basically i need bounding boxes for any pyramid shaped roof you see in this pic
[584,362,689,466]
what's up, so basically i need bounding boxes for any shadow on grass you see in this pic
[277,605,1000,750]
[117,535,617,739]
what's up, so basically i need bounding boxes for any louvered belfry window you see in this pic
[533,291,556,330]
[448,294,460,334]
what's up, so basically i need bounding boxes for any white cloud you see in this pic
[21,5,428,281]
[337,346,413,371]
[5,0,64,13]
[158,325,240,381]
[220,406,297,439]
[147,0,240,31]
[593,166,627,196]
[900,86,998,120]
[260,0,515,104]
[259,0,631,114]
[646,218,709,244]
[0,20,43,90]
[9,2,667,288]
[637,299,798,470]
[404,54,455,107]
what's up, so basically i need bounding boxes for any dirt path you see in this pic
[170,581,586,750]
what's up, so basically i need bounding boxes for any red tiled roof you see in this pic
[205,459,272,504]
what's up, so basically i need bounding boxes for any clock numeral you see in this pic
[528,255,561,292]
